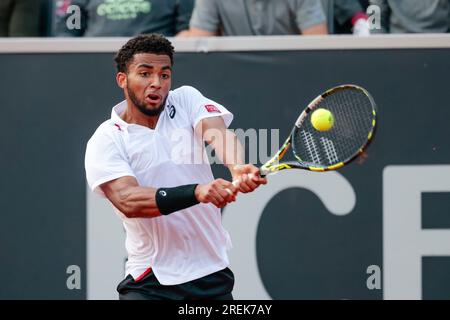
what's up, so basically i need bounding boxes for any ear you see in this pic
[116,72,127,89]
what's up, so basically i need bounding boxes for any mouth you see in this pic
[145,93,162,105]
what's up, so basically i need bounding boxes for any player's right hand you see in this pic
[195,179,238,209]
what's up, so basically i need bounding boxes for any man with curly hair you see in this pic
[85,34,266,300]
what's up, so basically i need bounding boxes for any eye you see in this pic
[140,72,149,77]
[161,74,170,80]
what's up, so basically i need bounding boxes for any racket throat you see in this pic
[259,166,270,177]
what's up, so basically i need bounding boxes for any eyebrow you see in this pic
[136,63,172,71]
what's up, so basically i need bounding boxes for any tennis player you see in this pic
[84,34,266,300]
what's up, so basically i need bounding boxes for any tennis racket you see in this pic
[235,84,377,185]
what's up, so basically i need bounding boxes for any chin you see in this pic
[139,103,164,117]
[147,103,162,110]
[146,105,162,113]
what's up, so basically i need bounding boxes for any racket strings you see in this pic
[292,88,375,168]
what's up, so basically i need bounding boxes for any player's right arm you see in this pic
[86,124,236,219]
[99,176,237,219]
[100,176,160,218]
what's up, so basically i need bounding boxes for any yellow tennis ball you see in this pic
[311,108,334,132]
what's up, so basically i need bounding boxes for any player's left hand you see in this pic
[230,164,267,194]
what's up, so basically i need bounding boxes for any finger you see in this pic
[205,194,221,208]
[222,182,239,195]
[213,187,235,206]
[222,181,238,195]
[209,188,226,206]
[242,178,259,190]
[217,179,238,197]
[235,174,248,193]
[252,174,267,185]
[258,177,268,185]
[230,180,240,194]
[224,188,237,202]
[249,166,260,175]
[216,179,237,190]
[239,183,252,193]
[224,193,237,203]
[218,187,238,204]
[245,170,265,184]
[217,185,232,199]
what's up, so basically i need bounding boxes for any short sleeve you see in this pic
[177,86,233,130]
[85,128,136,196]
[295,0,327,32]
[189,0,221,33]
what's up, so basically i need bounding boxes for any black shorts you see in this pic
[117,267,235,300]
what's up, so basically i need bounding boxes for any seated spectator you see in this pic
[178,0,328,37]
[322,0,371,35]
[0,0,47,37]
[369,0,450,33]
[54,0,194,37]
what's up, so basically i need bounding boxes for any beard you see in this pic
[126,84,166,117]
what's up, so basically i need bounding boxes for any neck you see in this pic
[121,101,162,129]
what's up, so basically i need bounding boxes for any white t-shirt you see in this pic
[85,86,234,285]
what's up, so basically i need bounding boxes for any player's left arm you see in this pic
[196,116,267,193]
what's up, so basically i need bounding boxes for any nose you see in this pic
[150,74,161,89]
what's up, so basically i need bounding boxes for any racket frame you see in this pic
[260,84,377,177]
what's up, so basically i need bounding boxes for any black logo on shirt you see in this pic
[169,105,176,119]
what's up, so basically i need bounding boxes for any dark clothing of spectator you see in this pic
[322,0,370,34]
[0,0,46,36]
[54,0,194,37]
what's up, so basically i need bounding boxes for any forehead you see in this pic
[128,53,171,69]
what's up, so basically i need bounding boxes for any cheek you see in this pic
[164,80,172,91]
[129,79,146,91]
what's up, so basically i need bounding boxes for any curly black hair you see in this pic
[114,34,174,73]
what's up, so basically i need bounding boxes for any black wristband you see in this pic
[155,184,199,215]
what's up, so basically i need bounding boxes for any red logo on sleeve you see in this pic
[205,104,221,113]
